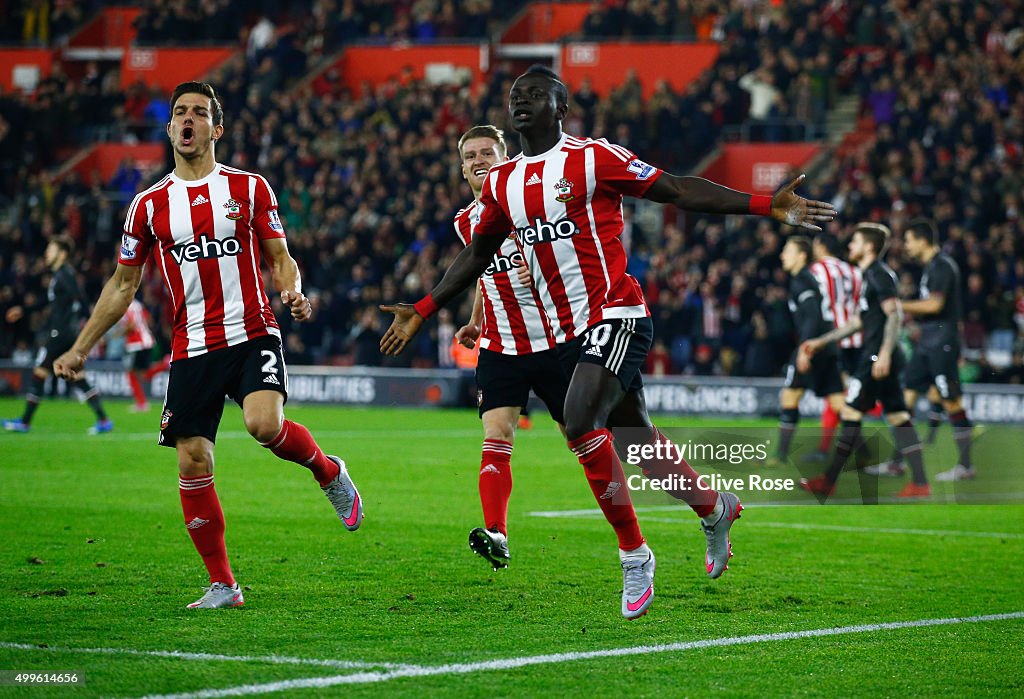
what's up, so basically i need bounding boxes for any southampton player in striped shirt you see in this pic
[450,125,570,570]
[54,82,363,609]
[806,232,863,461]
[382,66,837,618]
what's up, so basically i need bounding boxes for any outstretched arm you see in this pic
[645,173,837,231]
[380,233,504,356]
[53,263,143,379]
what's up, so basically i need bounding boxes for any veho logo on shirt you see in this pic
[515,217,580,247]
[484,249,526,277]
[169,234,243,264]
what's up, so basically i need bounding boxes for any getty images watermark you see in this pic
[607,422,1019,505]
[621,436,797,493]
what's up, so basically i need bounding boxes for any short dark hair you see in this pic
[169,81,223,126]
[855,222,891,256]
[523,64,569,107]
[814,232,842,256]
[50,234,75,258]
[786,235,813,261]
[458,125,507,158]
[906,217,938,245]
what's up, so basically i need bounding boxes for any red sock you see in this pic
[144,355,171,380]
[261,420,340,487]
[819,404,838,453]
[640,427,718,517]
[479,439,513,535]
[179,475,234,585]
[569,429,644,551]
[869,402,883,418]
[128,371,146,407]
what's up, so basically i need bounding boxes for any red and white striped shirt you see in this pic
[810,256,863,349]
[118,164,284,360]
[475,134,659,342]
[454,202,555,355]
[120,299,156,353]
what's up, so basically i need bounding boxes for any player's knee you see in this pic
[178,445,213,477]
[244,413,282,444]
[839,405,862,422]
[886,411,911,426]
[564,417,600,442]
[484,423,515,443]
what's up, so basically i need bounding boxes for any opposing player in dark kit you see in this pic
[799,224,931,499]
[3,235,112,434]
[766,236,846,466]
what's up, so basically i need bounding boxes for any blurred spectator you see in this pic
[1,0,1022,388]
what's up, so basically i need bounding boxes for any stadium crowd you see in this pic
[2,0,1023,386]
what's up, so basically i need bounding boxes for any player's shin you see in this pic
[74,378,108,420]
[819,403,838,453]
[261,420,340,486]
[777,409,799,460]
[21,373,46,425]
[479,439,513,535]
[128,371,147,407]
[179,475,234,585]
[948,410,973,470]
[825,419,862,484]
[892,421,928,485]
[633,427,718,517]
[569,429,645,551]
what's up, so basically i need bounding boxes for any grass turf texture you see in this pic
[1,397,1022,698]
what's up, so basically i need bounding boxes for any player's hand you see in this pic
[53,349,87,381]
[771,174,837,232]
[281,290,312,321]
[514,259,533,288]
[379,303,424,356]
[796,351,811,373]
[872,352,891,379]
[800,339,822,357]
[454,322,480,349]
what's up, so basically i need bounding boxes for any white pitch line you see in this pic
[0,428,485,443]
[635,517,1024,540]
[528,506,1024,540]
[130,611,1024,698]
[529,488,1024,513]
[0,642,414,671]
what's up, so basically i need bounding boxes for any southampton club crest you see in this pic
[554,178,574,203]
[223,198,243,220]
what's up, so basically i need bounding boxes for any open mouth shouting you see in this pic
[181,126,195,146]
[511,107,532,124]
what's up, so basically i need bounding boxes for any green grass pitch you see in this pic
[1,397,1022,698]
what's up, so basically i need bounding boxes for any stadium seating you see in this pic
[1,0,1022,384]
